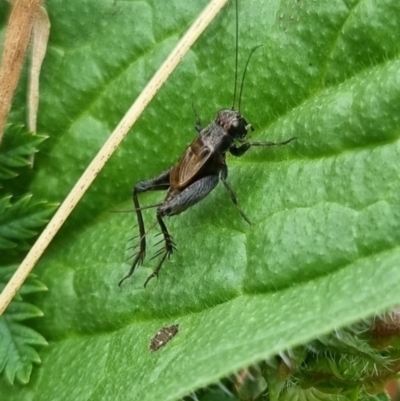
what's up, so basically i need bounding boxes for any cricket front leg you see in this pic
[229,137,297,157]
[118,168,171,286]
[143,175,219,287]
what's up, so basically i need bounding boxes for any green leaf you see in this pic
[0,125,47,180]
[282,387,355,401]
[0,195,57,251]
[0,266,47,385]
[196,387,236,401]
[360,393,391,401]
[1,0,400,399]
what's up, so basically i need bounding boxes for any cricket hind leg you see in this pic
[158,174,219,217]
[143,175,219,287]
[118,168,171,287]
[144,213,176,287]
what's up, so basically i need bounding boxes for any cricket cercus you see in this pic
[119,2,296,288]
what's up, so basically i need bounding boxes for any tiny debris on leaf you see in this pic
[150,324,179,352]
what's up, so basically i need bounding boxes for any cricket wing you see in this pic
[170,138,214,189]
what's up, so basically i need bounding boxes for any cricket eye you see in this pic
[231,119,240,130]
[227,119,239,136]
[228,118,246,138]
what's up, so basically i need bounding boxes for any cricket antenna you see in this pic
[231,0,239,110]
[238,44,263,113]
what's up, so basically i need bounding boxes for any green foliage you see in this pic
[0,123,54,384]
[267,319,400,401]
[0,195,57,250]
[191,318,400,400]
[0,125,47,181]
[0,267,48,385]
[1,0,400,400]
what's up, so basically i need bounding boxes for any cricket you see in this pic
[119,0,296,288]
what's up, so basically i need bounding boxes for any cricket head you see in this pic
[217,109,254,140]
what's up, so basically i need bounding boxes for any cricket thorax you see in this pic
[199,120,233,152]
[216,109,251,139]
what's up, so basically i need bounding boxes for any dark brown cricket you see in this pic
[118,0,296,288]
